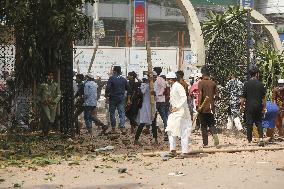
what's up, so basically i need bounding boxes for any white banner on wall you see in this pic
[74,47,127,80]
[128,47,179,78]
[74,46,197,80]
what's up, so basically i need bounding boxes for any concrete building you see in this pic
[82,0,239,47]
[81,0,283,46]
[254,0,284,43]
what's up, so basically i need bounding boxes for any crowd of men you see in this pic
[34,65,284,157]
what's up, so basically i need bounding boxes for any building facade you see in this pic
[82,0,239,47]
[82,0,283,47]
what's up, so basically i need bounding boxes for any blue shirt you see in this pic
[106,74,129,102]
[84,80,97,107]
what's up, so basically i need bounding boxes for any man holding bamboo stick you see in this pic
[198,67,220,148]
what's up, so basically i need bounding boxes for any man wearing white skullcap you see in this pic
[165,72,192,158]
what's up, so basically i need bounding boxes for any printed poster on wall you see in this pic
[241,0,254,8]
[134,0,146,45]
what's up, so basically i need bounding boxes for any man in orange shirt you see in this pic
[272,79,284,137]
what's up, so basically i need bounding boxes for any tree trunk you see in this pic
[60,41,75,136]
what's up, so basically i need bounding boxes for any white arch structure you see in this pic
[250,9,283,52]
[175,0,205,67]
[174,1,283,67]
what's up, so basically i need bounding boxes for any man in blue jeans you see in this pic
[106,66,130,134]
[84,74,108,135]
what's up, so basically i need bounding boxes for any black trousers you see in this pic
[199,113,217,146]
[245,110,263,142]
[41,109,51,136]
[74,104,84,134]
[126,114,138,128]
[135,116,158,141]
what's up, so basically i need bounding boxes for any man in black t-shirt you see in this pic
[241,67,266,146]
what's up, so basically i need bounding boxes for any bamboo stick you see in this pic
[87,44,99,73]
[146,42,156,120]
[142,146,284,157]
[192,96,209,125]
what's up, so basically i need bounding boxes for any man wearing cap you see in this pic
[153,67,168,141]
[165,72,191,157]
[106,66,130,134]
[84,73,107,134]
[272,79,284,136]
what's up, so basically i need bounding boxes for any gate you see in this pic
[0,26,15,128]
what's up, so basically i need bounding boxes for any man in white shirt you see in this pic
[165,72,192,158]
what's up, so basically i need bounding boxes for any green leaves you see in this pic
[257,50,284,99]
[1,0,93,87]
[202,6,248,86]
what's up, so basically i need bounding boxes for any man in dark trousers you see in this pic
[126,71,142,133]
[106,66,130,134]
[198,66,219,147]
[84,73,108,135]
[241,67,266,146]
[74,74,85,134]
[153,67,168,141]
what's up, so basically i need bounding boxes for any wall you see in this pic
[73,46,198,81]
[255,0,284,14]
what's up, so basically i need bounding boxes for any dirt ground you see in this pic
[1,115,284,189]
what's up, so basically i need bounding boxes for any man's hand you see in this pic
[197,106,202,113]
[240,106,244,114]
[127,100,131,106]
[171,107,178,113]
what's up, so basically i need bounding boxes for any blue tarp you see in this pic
[280,34,284,42]
[262,101,279,129]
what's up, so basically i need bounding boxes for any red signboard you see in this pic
[134,0,146,45]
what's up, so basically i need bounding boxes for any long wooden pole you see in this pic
[142,146,284,157]
[146,42,155,120]
[87,43,99,73]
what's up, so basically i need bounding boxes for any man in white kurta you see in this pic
[165,72,192,156]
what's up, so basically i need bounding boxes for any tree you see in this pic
[202,6,248,86]
[0,0,95,135]
[257,50,284,99]
[202,6,284,129]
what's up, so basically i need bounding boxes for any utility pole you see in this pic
[246,8,252,80]
[88,0,99,73]
[93,0,99,46]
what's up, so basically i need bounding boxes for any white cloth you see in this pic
[166,82,192,137]
[138,83,155,124]
[226,116,243,131]
[169,123,189,154]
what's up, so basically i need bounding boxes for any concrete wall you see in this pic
[255,0,284,14]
